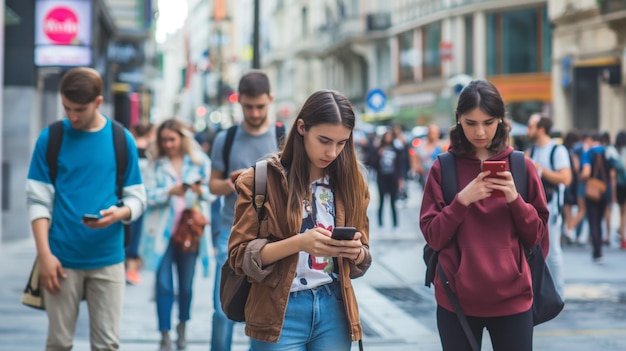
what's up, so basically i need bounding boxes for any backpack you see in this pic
[219,160,268,322]
[222,122,286,178]
[46,120,131,247]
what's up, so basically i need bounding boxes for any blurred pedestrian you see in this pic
[601,131,620,245]
[527,114,572,298]
[208,71,284,351]
[411,124,444,188]
[373,130,402,230]
[560,130,581,243]
[392,124,410,200]
[125,122,154,285]
[228,90,371,350]
[140,119,212,350]
[566,131,594,244]
[25,67,147,350]
[614,130,626,248]
[579,132,613,264]
[420,80,549,351]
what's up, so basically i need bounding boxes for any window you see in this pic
[423,21,441,78]
[465,16,473,76]
[302,7,308,37]
[486,6,552,75]
[398,30,415,83]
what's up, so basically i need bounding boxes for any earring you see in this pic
[457,121,460,125]
[499,119,503,124]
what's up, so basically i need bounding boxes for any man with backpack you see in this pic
[527,114,572,298]
[25,67,146,350]
[208,71,285,351]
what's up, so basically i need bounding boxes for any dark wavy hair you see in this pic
[449,80,511,156]
[279,90,368,233]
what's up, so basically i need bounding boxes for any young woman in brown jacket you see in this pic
[227,90,372,350]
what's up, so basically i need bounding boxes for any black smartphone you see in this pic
[82,214,100,222]
[332,226,357,240]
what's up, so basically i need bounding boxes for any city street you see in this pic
[1,180,626,350]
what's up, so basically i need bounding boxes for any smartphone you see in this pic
[332,227,357,240]
[482,161,506,198]
[82,214,100,222]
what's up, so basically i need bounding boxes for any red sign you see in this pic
[440,41,453,61]
[44,6,79,45]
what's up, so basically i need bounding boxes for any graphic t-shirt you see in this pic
[379,146,397,175]
[291,177,337,292]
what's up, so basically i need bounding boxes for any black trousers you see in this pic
[437,305,533,351]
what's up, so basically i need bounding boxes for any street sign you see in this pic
[366,88,387,113]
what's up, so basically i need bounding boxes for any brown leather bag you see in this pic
[171,208,207,253]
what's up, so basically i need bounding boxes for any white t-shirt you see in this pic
[530,141,571,209]
[290,177,337,292]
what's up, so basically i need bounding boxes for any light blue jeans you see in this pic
[250,280,351,351]
[156,243,198,331]
[211,227,236,351]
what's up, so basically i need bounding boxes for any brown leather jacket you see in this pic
[228,156,372,343]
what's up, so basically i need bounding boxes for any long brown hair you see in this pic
[279,90,368,233]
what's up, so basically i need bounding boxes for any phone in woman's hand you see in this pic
[482,160,506,198]
[332,227,357,240]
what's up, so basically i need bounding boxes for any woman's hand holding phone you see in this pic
[458,162,518,205]
[299,227,362,260]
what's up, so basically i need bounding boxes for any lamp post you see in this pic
[252,0,260,68]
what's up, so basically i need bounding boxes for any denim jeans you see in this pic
[156,242,198,331]
[125,214,143,259]
[211,227,236,351]
[250,280,351,351]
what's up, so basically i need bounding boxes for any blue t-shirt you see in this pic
[27,119,143,269]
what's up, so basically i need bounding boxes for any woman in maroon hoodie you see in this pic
[420,80,549,351]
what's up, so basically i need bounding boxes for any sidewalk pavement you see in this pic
[0,236,440,351]
[2,213,626,350]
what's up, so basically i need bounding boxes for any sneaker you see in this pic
[593,257,604,265]
[563,228,576,244]
[126,269,142,285]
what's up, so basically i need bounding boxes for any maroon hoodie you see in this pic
[420,146,549,317]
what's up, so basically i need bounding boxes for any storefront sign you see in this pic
[35,0,92,66]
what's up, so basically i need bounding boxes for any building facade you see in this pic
[550,0,626,135]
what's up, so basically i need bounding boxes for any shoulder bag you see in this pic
[585,153,607,201]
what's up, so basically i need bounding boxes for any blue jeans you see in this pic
[156,243,198,331]
[211,198,223,248]
[211,227,236,351]
[125,214,143,259]
[250,280,351,351]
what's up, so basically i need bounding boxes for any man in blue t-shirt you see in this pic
[26,67,147,350]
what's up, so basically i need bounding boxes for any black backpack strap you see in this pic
[253,160,268,220]
[509,150,528,202]
[46,121,65,184]
[222,125,238,178]
[111,121,128,204]
[111,120,130,247]
[549,144,557,171]
[438,152,457,205]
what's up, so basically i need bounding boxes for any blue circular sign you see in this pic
[366,88,386,113]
